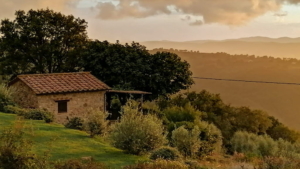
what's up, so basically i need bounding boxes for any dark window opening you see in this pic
[57,101,68,113]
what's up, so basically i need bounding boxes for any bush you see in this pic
[24,109,44,120]
[150,146,181,161]
[267,117,300,143]
[231,131,278,157]
[124,159,188,169]
[65,117,84,130]
[54,159,108,169]
[109,100,166,155]
[172,126,201,158]
[162,103,202,123]
[4,105,28,115]
[196,121,223,157]
[24,109,54,123]
[43,110,55,123]
[0,84,15,112]
[0,121,36,169]
[83,110,109,137]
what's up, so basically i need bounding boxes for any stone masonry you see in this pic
[37,91,106,124]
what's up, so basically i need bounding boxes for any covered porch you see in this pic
[105,90,152,120]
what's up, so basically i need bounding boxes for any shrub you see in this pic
[43,110,55,123]
[109,100,166,155]
[24,109,44,120]
[54,159,108,169]
[231,131,278,158]
[83,110,109,137]
[172,126,201,158]
[196,121,223,157]
[267,117,300,143]
[150,146,181,161]
[0,84,15,112]
[65,117,84,130]
[4,105,29,115]
[24,109,54,123]
[124,159,188,169]
[0,121,36,169]
[162,103,202,123]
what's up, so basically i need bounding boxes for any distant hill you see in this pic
[150,49,300,130]
[142,37,300,59]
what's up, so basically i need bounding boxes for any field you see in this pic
[150,49,300,131]
[0,112,147,169]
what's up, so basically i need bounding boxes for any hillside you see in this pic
[150,49,300,130]
[0,112,147,169]
[142,37,300,59]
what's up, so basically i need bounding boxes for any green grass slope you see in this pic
[0,112,147,169]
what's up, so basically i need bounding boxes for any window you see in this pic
[57,100,68,113]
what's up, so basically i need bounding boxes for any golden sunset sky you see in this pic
[1,0,300,42]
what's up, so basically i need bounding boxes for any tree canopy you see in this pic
[0,9,88,75]
[82,40,194,99]
[0,9,194,99]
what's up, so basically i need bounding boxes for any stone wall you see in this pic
[37,91,106,124]
[10,81,38,108]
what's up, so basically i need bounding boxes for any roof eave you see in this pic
[36,88,111,96]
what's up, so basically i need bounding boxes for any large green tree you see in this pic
[83,40,194,99]
[0,9,88,75]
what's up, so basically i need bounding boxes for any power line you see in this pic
[192,77,300,86]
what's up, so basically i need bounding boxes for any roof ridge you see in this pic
[17,72,91,77]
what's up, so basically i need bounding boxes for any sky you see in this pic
[0,0,300,42]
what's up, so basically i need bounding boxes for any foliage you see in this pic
[109,96,122,119]
[23,109,54,123]
[82,40,194,99]
[267,116,300,143]
[150,146,181,161]
[196,121,223,157]
[157,91,294,145]
[109,100,166,155]
[53,159,108,169]
[42,110,55,123]
[65,117,84,130]
[0,84,15,112]
[83,110,109,137]
[171,122,222,158]
[142,101,161,116]
[24,109,44,120]
[172,126,201,158]
[123,159,189,169]
[158,91,224,114]
[0,121,35,169]
[4,105,28,115]
[162,103,202,123]
[231,131,278,157]
[231,107,272,135]
[0,9,88,75]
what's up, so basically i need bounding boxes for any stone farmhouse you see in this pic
[9,72,111,124]
[9,72,150,124]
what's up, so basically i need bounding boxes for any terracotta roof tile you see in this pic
[11,72,111,95]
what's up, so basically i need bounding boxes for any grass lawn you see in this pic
[0,112,148,169]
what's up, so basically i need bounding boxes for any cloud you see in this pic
[0,0,79,19]
[181,15,191,21]
[274,11,288,17]
[95,0,300,26]
[189,20,204,26]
